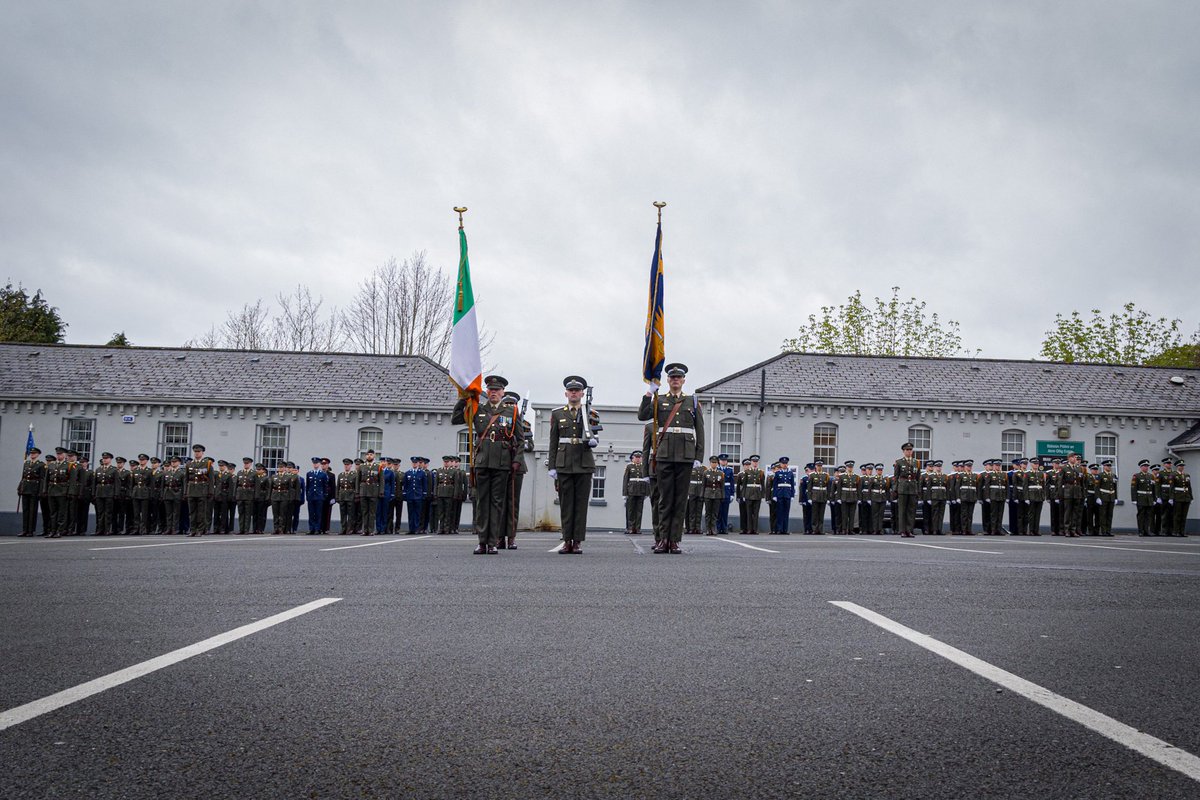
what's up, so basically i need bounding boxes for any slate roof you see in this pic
[1168,421,1200,449]
[696,352,1200,416]
[0,343,458,410]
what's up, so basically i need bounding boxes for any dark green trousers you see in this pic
[557,471,590,543]
[625,495,645,533]
[897,493,917,534]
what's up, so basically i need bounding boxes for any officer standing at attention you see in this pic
[131,454,153,534]
[1156,458,1176,535]
[18,447,45,537]
[772,457,795,534]
[454,375,525,554]
[736,457,765,534]
[718,453,735,534]
[402,456,427,534]
[335,458,359,534]
[1060,452,1085,537]
[235,458,257,534]
[893,443,921,538]
[765,462,778,534]
[622,450,650,535]
[1132,459,1156,535]
[92,452,118,535]
[686,459,706,536]
[637,362,704,555]
[1094,459,1118,536]
[1171,460,1191,536]
[837,461,860,535]
[548,375,599,555]
[433,456,458,535]
[701,455,726,535]
[1023,458,1046,535]
[799,463,813,534]
[808,460,831,534]
[306,457,330,534]
[356,450,382,536]
[184,445,214,537]
[925,461,948,534]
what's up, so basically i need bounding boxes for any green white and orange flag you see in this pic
[449,225,483,404]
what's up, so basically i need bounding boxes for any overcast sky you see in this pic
[3,1,1198,404]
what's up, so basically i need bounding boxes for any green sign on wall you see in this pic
[1036,440,1084,458]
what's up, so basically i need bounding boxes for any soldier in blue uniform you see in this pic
[305,457,330,534]
[377,458,397,535]
[772,456,795,534]
[718,453,735,534]
[403,456,427,534]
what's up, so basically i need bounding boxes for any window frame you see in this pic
[813,422,838,466]
[61,418,95,464]
[157,421,192,463]
[256,424,290,473]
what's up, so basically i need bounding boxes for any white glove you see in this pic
[694,461,702,467]
[1095,498,1101,506]
[586,437,598,448]
[548,469,557,479]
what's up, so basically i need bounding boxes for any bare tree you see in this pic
[342,251,467,362]
[273,284,346,352]
[222,299,274,350]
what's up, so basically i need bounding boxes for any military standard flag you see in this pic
[25,426,35,456]
[642,219,666,389]
[449,226,483,403]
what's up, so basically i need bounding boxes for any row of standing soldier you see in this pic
[16,445,476,538]
[623,447,1191,539]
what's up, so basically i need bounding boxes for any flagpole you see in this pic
[650,201,666,467]
[453,206,477,487]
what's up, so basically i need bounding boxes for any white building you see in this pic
[3,345,1198,534]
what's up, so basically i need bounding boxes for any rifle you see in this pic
[582,385,595,445]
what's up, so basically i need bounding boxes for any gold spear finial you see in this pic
[454,207,468,229]
[653,201,666,223]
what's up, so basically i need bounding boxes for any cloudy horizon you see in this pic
[3,1,1198,404]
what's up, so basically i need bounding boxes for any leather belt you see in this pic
[659,427,695,436]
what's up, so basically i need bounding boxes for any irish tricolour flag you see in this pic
[449,227,483,402]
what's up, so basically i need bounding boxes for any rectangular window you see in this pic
[1095,433,1117,462]
[813,423,837,465]
[62,418,95,463]
[1001,430,1026,464]
[457,429,472,468]
[158,421,192,462]
[908,427,932,462]
[591,466,606,500]
[718,420,743,464]
[256,424,289,472]
[358,428,383,460]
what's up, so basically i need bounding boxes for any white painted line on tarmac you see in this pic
[0,597,341,732]
[320,535,429,551]
[833,538,1003,555]
[1027,541,1200,556]
[710,537,779,554]
[89,536,274,551]
[829,601,1200,784]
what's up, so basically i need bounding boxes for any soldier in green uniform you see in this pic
[837,462,860,534]
[128,454,151,534]
[1083,463,1101,536]
[18,447,45,536]
[867,464,886,534]
[1156,458,1176,535]
[955,460,977,534]
[454,375,525,554]
[183,445,213,536]
[765,463,778,534]
[623,450,650,534]
[1023,458,1046,535]
[1131,460,1156,535]
[433,456,457,535]
[451,456,467,534]
[234,458,257,534]
[986,459,1010,535]
[808,460,831,534]
[701,455,725,536]
[335,457,360,534]
[1171,459,1191,536]
[252,462,270,534]
[148,457,164,534]
[641,423,662,545]
[1059,453,1085,537]
[686,460,705,536]
[548,375,598,554]
[924,461,948,534]
[893,443,921,537]
[502,392,532,549]
[1094,459,1117,536]
[74,457,94,535]
[92,452,118,535]
[269,464,292,534]
[356,450,382,535]
[44,447,74,537]
[160,457,184,534]
[637,362,704,555]
[737,457,765,534]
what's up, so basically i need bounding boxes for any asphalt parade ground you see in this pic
[3,531,1199,799]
